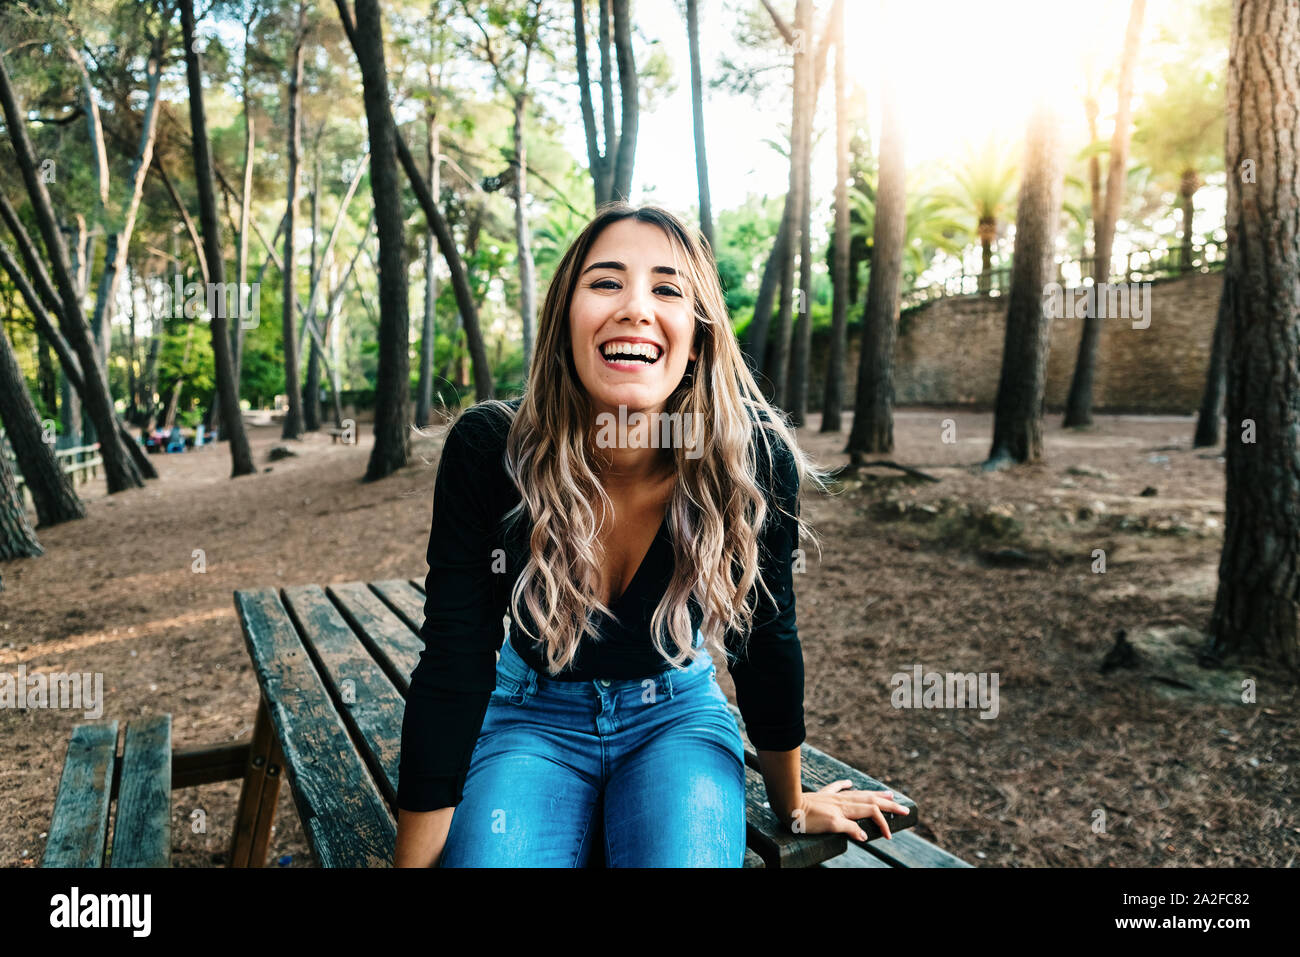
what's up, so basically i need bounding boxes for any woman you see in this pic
[394,202,909,867]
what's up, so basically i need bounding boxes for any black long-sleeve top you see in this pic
[396,398,806,812]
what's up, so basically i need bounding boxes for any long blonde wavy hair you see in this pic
[467,202,828,675]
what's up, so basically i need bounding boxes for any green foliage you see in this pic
[713,194,783,312]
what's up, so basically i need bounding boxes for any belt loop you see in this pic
[659,669,674,700]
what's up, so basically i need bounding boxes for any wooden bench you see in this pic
[43,716,173,868]
[229,580,971,868]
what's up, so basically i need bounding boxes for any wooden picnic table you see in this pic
[229,580,970,868]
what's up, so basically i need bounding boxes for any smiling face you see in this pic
[569,218,699,420]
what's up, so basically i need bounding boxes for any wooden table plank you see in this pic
[110,715,172,868]
[369,579,426,633]
[234,588,396,867]
[859,829,975,868]
[818,841,895,868]
[725,703,970,866]
[327,582,423,694]
[42,721,118,867]
[726,702,918,841]
[743,764,846,867]
[799,741,918,838]
[282,585,406,806]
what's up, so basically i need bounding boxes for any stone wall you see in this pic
[808,270,1223,415]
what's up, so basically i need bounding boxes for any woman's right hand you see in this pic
[393,806,455,867]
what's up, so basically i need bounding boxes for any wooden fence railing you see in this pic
[1,437,103,506]
[900,240,1227,310]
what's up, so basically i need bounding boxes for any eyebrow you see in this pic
[581,260,680,278]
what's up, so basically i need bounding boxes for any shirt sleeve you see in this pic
[397,409,508,812]
[724,430,807,752]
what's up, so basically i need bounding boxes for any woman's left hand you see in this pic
[788,779,911,841]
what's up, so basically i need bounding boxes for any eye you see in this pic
[655,284,683,297]
[590,278,621,290]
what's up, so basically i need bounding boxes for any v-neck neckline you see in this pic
[607,511,670,609]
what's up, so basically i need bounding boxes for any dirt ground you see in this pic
[1,408,1296,868]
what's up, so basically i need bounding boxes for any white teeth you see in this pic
[600,341,661,362]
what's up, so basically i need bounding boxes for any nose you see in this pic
[619,280,655,324]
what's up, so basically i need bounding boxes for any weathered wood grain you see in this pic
[327,581,423,694]
[172,740,250,789]
[234,588,396,867]
[283,584,405,806]
[726,701,920,842]
[110,715,172,868]
[859,828,974,868]
[42,721,118,867]
[818,841,894,868]
[368,579,426,634]
[229,696,285,867]
[743,763,846,867]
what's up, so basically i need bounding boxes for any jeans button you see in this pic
[598,679,611,686]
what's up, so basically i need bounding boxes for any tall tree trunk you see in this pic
[978,223,995,293]
[0,56,142,491]
[352,0,411,479]
[1193,275,1229,447]
[0,236,154,481]
[337,0,493,403]
[574,0,607,209]
[37,326,58,419]
[418,108,439,428]
[846,80,905,458]
[126,262,138,423]
[788,7,816,427]
[821,0,849,433]
[1179,169,1198,269]
[598,0,617,203]
[139,275,161,430]
[769,0,811,410]
[577,0,637,207]
[180,0,256,477]
[1063,0,1146,427]
[0,429,42,568]
[59,371,80,449]
[305,156,323,432]
[0,314,85,526]
[89,31,165,388]
[513,94,537,373]
[281,7,306,440]
[745,199,789,383]
[686,0,713,249]
[1085,88,1102,262]
[985,100,1064,466]
[232,9,257,397]
[1206,0,1300,673]
[609,0,639,202]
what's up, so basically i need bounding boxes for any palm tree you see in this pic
[934,135,1020,293]
[846,176,966,288]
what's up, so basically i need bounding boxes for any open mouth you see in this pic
[599,341,663,369]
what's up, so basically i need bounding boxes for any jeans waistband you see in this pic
[499,627,712,699]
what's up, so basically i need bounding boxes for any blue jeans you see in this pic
[439,628,747,867]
